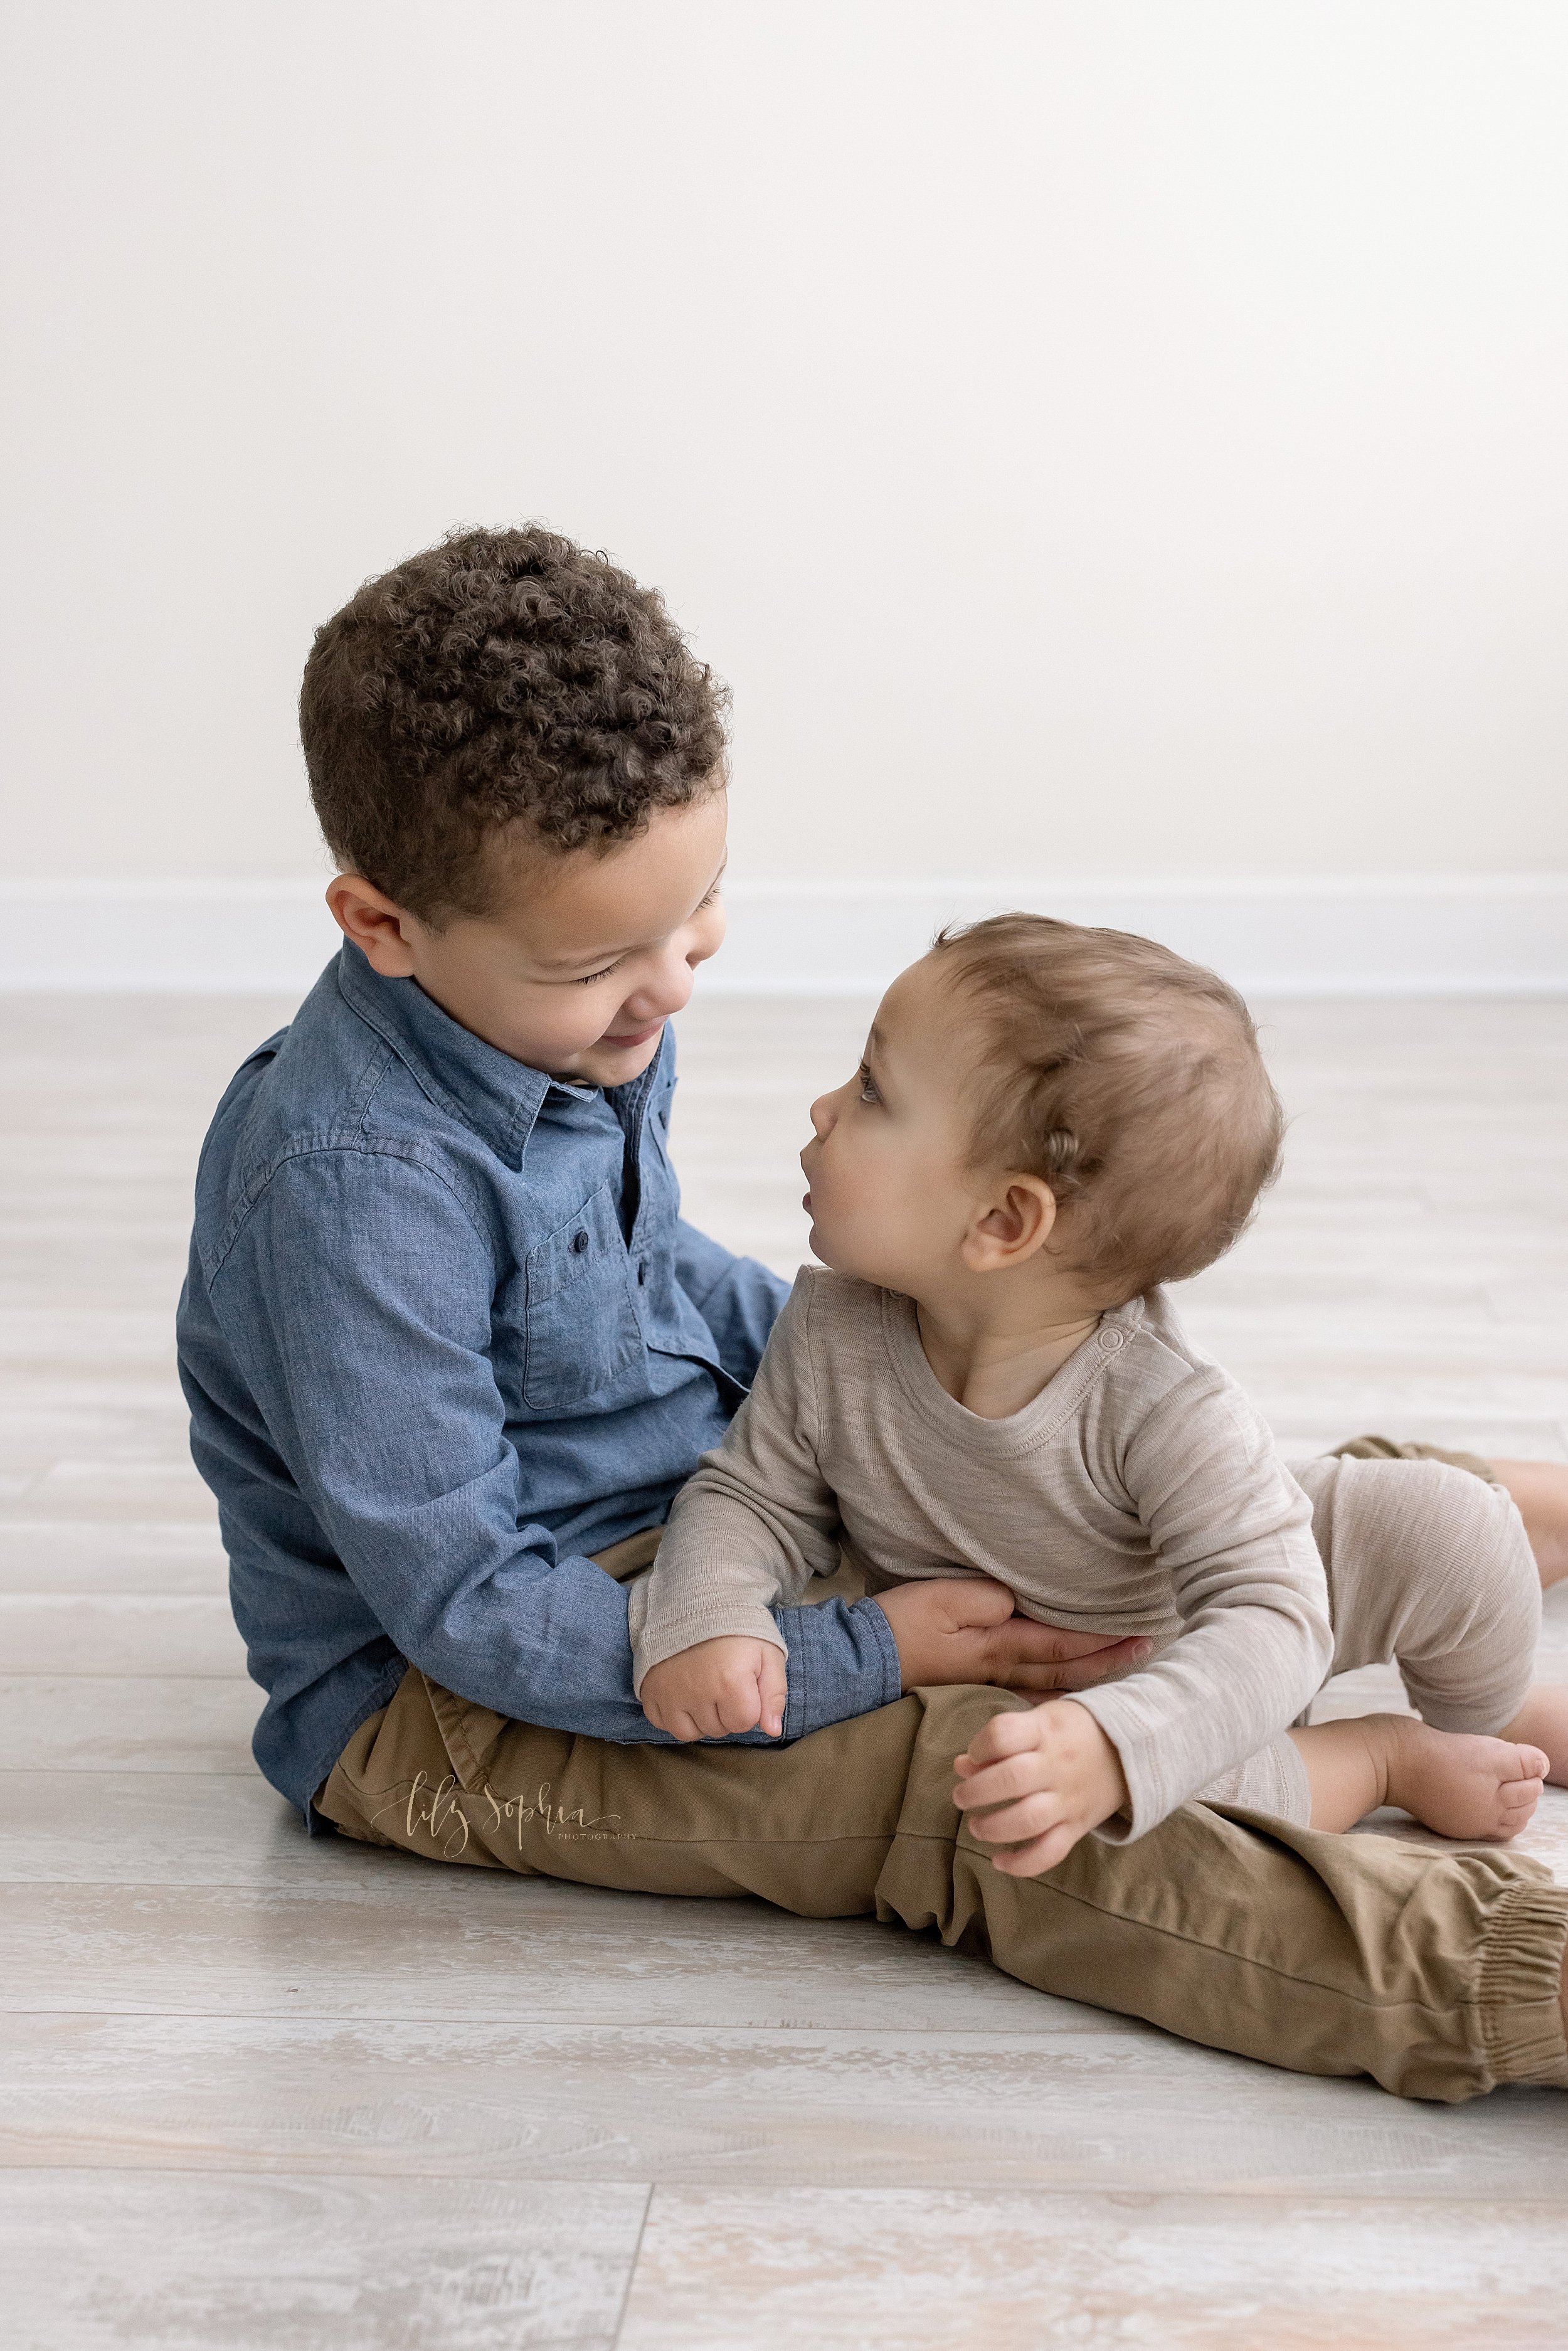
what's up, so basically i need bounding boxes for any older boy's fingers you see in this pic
[985,1626,1152,1692]
[993,1620,1144,1662]
[1007,1645,1151,1695]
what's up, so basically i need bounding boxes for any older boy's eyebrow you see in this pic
[536,854,729,974]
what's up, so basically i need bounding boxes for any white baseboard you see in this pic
[2,874,1565,996]
[706,876,1568,997]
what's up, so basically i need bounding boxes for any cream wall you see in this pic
[2,0,1565,906]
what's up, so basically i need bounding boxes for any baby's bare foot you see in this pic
[1380,1716,1547,1842]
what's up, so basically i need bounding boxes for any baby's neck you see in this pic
[913,1292,1105,1421]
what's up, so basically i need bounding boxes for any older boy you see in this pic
[178,526,1568,2104]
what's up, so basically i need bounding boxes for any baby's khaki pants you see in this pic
[320,1666,1568,2106]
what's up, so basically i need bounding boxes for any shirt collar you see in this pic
[335,941,556,1169]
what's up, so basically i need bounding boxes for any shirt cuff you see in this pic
[777,1595,903,1742]
[1070,1683,1219,1841]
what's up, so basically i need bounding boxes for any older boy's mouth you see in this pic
[602,1019,664,1049]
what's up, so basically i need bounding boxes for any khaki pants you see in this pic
[318,1440,1568,2104]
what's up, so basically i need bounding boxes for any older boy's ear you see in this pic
[326,876,422,978]
[961,1177,1058,1272]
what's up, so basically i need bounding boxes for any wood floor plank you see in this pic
[1,2168,648,2351]
[4,1462,218,1524]
[0,1520,227,1596]
[0,1593,246,1674]
[3,2010,1565,2195]
[0,1678,262,1772]
[0,1770,341,1884]
[0,1877,1087,2030]
[616,2185,1568,2350]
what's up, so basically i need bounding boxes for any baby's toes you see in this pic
[1496,1774,1543,1834]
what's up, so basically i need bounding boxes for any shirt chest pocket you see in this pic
[522,1182,644,1411]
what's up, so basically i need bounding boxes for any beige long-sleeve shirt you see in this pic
[630,1269,1335,1840]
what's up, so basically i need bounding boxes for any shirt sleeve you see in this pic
[207,1149,895,1746]
[1067,1365,1336,1840]
[630,1273,849,1691]
[675,1218,790,1389]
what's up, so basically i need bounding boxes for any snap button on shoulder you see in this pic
[570,1230,590,1254]
[1099,1327,1126,1352]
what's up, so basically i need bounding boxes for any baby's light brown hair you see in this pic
[931,914,1285,1302]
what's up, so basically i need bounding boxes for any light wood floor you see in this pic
[3,990,1566,2349]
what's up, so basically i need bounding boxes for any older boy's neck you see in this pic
[913,1284,1104,1421]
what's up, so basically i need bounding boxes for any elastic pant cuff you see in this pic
[1478,1880,1568,2088]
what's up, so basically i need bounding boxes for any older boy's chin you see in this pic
[573,1025,666,1088]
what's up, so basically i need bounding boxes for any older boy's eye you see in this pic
[857,1063,881,1103]
[576,959,624,986]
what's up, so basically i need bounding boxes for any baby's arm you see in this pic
[959,1368,1337,1855]
[632,1274,844,1734]
[1068,1374,1335,1834]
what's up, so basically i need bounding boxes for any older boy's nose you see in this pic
[628,944,699,1022]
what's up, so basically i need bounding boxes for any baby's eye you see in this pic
[857,1063,881,1104]
[576,958,624,986]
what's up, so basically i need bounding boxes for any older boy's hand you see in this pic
[951,1697,1129,1876]
[640,1637,788,1743]
[876,1578,1151,1695]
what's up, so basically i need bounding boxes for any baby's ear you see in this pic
[964,1177,1057,1270]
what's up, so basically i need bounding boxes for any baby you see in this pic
[630,914,1568,1874]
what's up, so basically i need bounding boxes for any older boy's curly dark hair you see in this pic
[300,526,729,923]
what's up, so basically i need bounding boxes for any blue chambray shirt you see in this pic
[176,942,899,1820]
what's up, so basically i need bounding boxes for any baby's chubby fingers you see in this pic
[987,1820,1088,1877]
[950,1696,1130,1866]
[756,1642,788,1740]
[638,1636,788,1744]
[951,1744,1060,1816]
[961,1705,1058,1773]
[961,1785,1074,1845]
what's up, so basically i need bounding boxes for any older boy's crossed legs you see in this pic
[318,1665,1568,2103]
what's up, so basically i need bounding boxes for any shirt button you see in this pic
[1100,1327,1125,1352]
[570,1230,590,1255]
[637,1260,648,1286]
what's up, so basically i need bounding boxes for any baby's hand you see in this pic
[952,1698,1129,1876]
[640,1637,788,1743]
